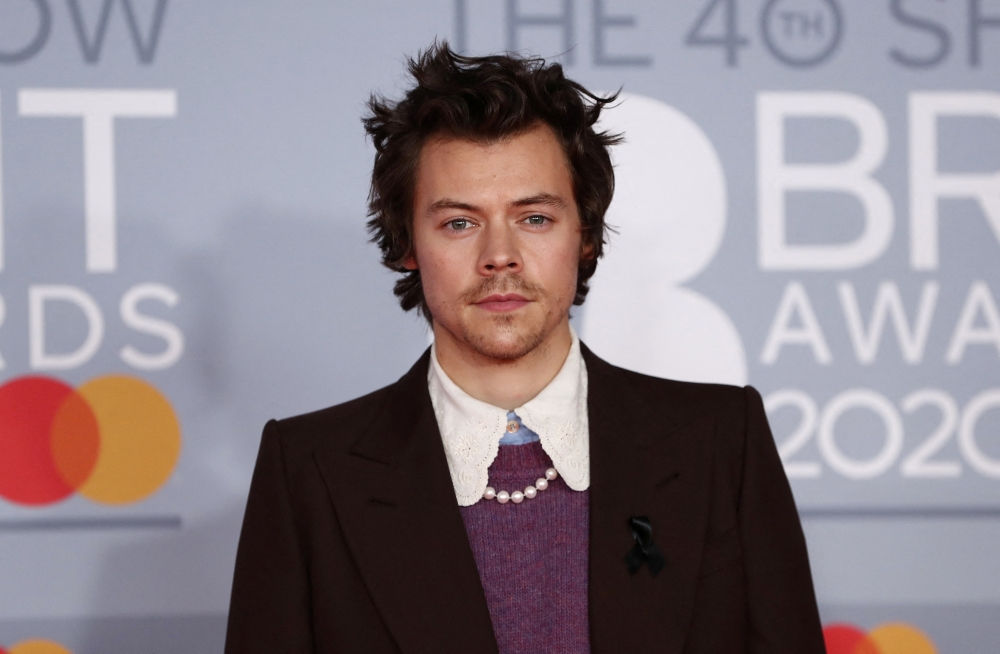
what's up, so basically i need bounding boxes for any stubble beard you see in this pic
[448,274,563,361]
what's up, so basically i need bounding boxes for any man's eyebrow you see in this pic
[427,193,568,213]
[428,198,480,214]
[511,193,568,209]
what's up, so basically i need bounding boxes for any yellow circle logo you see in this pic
[5,640,72,654]
[825,622,938,654]
[0,374,181,505]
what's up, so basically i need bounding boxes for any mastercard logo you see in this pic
[0,640,71,654]
[825,622,938,654]
[0,374,181,506]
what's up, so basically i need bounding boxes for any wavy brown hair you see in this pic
[363,42,621,318]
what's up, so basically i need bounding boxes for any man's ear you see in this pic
[403,255,419,271]
[579,240,596,261]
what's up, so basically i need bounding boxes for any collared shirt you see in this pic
[428,327,590,506]
[498,412,539,446]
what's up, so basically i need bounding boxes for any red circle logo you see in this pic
[824,622,938,654]
[0,374,181,506]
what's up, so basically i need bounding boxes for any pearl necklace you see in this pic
[483,467,559,505]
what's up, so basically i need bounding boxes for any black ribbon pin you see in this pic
[625,516,666,577]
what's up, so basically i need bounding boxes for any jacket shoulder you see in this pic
[267,381,397,454]
[264,349,433,455]
[621,365,744,406]
[593,353,749,425]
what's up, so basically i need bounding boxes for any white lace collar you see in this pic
[427,327,590,506]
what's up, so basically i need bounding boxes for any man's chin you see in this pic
[467,338,540,361]
[459,318,548,362]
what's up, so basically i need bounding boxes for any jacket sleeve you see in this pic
[225,419,314,653]
[739,386,825,653]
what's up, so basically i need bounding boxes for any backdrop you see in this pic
[0,1,998,652]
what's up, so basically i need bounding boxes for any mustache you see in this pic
[460,274,544,304]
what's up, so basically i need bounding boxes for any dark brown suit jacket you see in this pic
[225,345,825,653]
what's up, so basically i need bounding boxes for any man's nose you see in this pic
[478,221,522,274]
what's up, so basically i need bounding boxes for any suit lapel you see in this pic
[313,351,498,654]
[584,346,715,653]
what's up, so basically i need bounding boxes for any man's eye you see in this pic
[525,215,548,226]
[447,219,470,231]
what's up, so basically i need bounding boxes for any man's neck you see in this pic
[432,321,573,410]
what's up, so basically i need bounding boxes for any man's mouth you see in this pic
[474,293,531,312]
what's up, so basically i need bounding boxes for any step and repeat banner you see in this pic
[0,1,997,652]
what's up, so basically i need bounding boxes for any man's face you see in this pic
[409,123,583,361]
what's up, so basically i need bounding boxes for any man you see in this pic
[226,43,825,653]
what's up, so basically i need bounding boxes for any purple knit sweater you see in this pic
[459,441,591,653]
